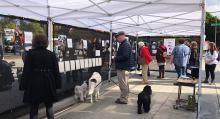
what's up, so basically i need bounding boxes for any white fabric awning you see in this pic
[0,0,202,36]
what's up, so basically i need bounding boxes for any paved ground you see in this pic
[51,66,220,119]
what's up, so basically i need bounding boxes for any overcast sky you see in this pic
[206,0,220,18]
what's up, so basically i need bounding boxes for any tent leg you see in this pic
[47,17,53,51]
[135,33,139,74]
[197,1,205,119]
[108,22,113,82]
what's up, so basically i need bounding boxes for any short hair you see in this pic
[138,42,145,47]
[115,31,126,38]
[32,34,48,49]
[178,39,185,44]
[190,41,198,49]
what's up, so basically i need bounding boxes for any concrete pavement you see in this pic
[17,63,220,119]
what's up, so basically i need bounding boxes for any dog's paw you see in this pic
[138,111,142,114]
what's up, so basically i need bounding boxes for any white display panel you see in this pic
[80,59,85,69]
[67,38,73,48]
[75,60,81,70]
[70,60,75,70]
[95,58,99,66]
[58,62,65,73]
[84,59,89,68]
[92,58,96,67]
[88,59,93,67]
[95,50,100,56]
[64,61,70,71]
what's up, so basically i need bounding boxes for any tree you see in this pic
[205,12,220,47]
[0,17,16,32]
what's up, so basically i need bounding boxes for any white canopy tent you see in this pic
[0,0,202,36]
[0,0,205,118]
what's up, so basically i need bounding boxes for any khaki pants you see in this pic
[142,64,148,83]
[117,70,130,103]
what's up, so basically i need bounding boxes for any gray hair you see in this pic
[138,42,145,47]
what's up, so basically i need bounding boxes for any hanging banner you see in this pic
[164,38,175,55]
[83,40,87,49]
[24,32,33,44]
[67,38,73,48]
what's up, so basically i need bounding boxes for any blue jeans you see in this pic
[175,65,186,78]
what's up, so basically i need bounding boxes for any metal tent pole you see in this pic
[135,33,139,74]
[47,1,53,51]
[108,22,113,81]
[197,1,205,119]
[215,19,217,44]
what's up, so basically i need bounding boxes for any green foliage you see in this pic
[205,12,220,46]
[20,21,45,34]
[0,17,16,31]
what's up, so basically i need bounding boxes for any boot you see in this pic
[157,70,162,79]
[161,70,165,78]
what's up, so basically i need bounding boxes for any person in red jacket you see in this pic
[138,42,152,84]
[156,41,167,79]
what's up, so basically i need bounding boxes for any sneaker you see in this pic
[202,80,208,83]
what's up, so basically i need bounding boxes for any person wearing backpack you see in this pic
[202,42,218,85]
[217,47,220,62]
[156,41,167,79]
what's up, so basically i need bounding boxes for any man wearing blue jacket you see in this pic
[114,31,133,104]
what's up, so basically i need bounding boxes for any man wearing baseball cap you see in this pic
[114,31,133,104]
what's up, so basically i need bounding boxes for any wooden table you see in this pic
[173,78,198,111]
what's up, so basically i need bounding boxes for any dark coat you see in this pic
[115,40,134,70]
[156,44,167,63]
[20,48,61,103]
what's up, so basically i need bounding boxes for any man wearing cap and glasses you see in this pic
[114,31,133,104]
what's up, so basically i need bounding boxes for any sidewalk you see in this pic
[54,71,198,119]
[18,64,220,119]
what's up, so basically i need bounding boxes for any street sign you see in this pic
[211,23,220,26]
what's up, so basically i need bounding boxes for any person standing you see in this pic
[19,34,61,119]
[138,42,152,83]
[170,39,190,78]
[189,41,199,66]
[114,31,133,104]
[156,41,167,79]
[202,42,218,85]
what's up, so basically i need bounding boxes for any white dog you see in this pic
[74,72,102,103]
[88,72,102,103]
[74,81,88,102]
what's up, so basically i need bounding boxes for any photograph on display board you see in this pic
[164,39,175,55]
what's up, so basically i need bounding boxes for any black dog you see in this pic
[137,85,152,114]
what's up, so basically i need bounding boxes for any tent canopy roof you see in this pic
[0,0,202,36]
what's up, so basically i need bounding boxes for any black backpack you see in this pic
[217,52,220,61]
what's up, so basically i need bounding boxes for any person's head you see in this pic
[32,34,48,49]
[138,42,145,48]
[115,31,126,43]
[178,38,185,44]
[158,41,163,45]
[208,42,217,51]
[190,41,198,49]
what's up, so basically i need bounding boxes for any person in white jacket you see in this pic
[202,42,218,85]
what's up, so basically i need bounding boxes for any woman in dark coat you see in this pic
[156,42,167,79]
[19,34,61,119]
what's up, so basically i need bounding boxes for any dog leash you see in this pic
[108,77,139,95]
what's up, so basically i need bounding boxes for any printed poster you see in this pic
[67,38,73,48]
[164,38,175,55]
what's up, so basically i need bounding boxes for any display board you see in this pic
[164,38,175,55]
